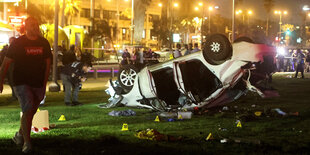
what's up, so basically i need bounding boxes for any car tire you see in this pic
[203,34,232,65]
[118,65,138,91]
[234,37,254,43]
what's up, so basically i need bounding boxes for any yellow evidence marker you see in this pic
[58,115,66,121]
[237,121,242,128]
[206,133,213,141]
[122,123,129,131]
[154,116,160,122]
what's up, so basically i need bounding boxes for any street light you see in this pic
[232,0,235,41]
[248,10,253,25]
[173,3,178,8]
[275,10,288,34]
[208,6,213,34]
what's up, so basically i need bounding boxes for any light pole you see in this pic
[247,10,252,26]
[169,1,178,48]
[232,0,235,42]
[236,9,253,26]
[130,0,134,45]
[208,6,213,34]
[274,10,287,35]
[49,0,60,92]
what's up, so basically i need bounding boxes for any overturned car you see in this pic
[104,34,277,111]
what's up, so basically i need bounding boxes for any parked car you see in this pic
[104,34,277,111]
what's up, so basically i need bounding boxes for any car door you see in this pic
[173,62,197,102]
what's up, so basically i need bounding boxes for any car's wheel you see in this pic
[203,34,232,65]
[118,65,138,91]
[234,37,254,43]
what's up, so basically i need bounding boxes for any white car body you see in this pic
[106,41,276,111]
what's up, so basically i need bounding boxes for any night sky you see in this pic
[213,0,310,25]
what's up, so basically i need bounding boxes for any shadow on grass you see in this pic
[1,135,309,155]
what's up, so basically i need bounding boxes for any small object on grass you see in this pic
[273,108,287,116]
[167,118,175,122]
[178,114,183,120]
[154,116,160,122]
[236,121,242,128]
[222,106,229,111]
[254,111,262,117]
[50,124,56,128]
[289,112,299,116]
[121,123,129,131]
[205,133,213,141]
[58,115,66,121]
[251,104,256,108]
[220,139,228,143]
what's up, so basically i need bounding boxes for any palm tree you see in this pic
[133,0,152,44]
[51,0,80,26]
[264,0,275,37]
[64,0,80,25]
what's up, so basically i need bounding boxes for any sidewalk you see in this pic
[0,78,111,95]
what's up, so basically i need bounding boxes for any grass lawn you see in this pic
[0,74,309,154]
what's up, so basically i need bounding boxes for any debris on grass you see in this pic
[49,124,56,128]
[273,108,287,116]
[254,111,262,117]
[108,109,136,117]
[135,129,182,141]
[220,139,228,143]
[222,106,229,111]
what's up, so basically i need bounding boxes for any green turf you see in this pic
[0,74,309,154]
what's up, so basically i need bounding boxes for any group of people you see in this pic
[173,43,200,58]
[121,43,201,68]
[276,49,310,79]
[121,48,160,69]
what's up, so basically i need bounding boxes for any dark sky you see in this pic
[213,0,310,25]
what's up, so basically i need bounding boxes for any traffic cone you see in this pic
[154,116,160,122]
[58,115,66,121]
[206,133,213,141]
[37,108,40,112]
[121,123,129,131]
[178,114,183,120]
[237,121,242,128]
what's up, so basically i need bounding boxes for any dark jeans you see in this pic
[295,64,304,78]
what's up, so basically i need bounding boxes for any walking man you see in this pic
[0,17,52,153]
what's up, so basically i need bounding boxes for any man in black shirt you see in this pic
[0,17,52,153]
[62,45,77,65]
[61,61,91,106]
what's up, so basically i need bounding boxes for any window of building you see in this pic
[94,9,101,18]
[81,8,90,18]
